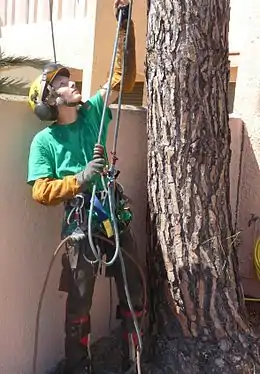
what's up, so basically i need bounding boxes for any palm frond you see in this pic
[0,76,29,95]
[0,52,51,70]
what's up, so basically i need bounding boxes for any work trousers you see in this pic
[59,227,144,371]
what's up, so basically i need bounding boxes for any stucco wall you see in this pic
[236,120,260,299]
[82,0,147,99]
[229,0,246,52]
[228,117,260,298]
[232,0,260,299]
[0,97,147,374]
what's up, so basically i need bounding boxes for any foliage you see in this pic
[0,52,50,95]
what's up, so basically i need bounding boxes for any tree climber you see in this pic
[27,1,143,373]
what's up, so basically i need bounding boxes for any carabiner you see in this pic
[67,194,85,226]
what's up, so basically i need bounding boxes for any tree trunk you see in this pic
[144,1,260,372]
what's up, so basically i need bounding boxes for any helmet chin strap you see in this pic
[47,85,86,109]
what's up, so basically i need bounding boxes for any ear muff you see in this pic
[28,73,59,121]
[34,102,58,122]
[28,81,59,121]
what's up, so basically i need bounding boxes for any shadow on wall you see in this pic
[236,123,260,299]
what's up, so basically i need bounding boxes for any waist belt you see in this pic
[66,190,106,207]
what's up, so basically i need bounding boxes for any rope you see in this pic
[254,238,260,281]
[86,8,124,267]
[253,219,260,281]
[90,234,147,374]
[49,0,57,63]
[32,234,147,374]
[94,234,147,335]
[112,1,134,164]
[86,0,144,356]
[32,236,71,374]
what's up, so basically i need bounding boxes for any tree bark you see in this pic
[145,1,260,372]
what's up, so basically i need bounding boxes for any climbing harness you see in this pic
[33,2,145,374]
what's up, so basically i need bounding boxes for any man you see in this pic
[27,1,143,374]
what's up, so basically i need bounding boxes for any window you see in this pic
[228,82,236,113]
[114,81,144,106]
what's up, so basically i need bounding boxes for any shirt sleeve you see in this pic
[27,135,55,185]
[85,91,113,144]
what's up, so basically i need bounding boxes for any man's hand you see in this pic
[114,0,130,20]
[76,144,106,190]
[93,143,105,159]
[114,0,129,12]
[100,0,133,107]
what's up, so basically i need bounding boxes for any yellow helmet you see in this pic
[28,63,70,121]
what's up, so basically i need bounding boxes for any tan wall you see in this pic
[0,97,147,374]
[87,0,242,97]
[232,0,260,299]
[0,0,242,100]
[236,120,260,299]
[229,0,246,52]
[229,117,260,298]
[82,0,147,99]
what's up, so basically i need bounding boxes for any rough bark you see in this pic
[144,1,260,373]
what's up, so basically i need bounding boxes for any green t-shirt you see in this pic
[27,91,112,192]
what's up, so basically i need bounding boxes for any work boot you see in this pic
[64,355,92,374]
[64,357,91,374]
[64,315,92,374]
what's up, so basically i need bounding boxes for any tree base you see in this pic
[142,332,260,374]
[48,327,260,374]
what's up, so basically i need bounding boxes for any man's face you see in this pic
[51,75,82,104]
